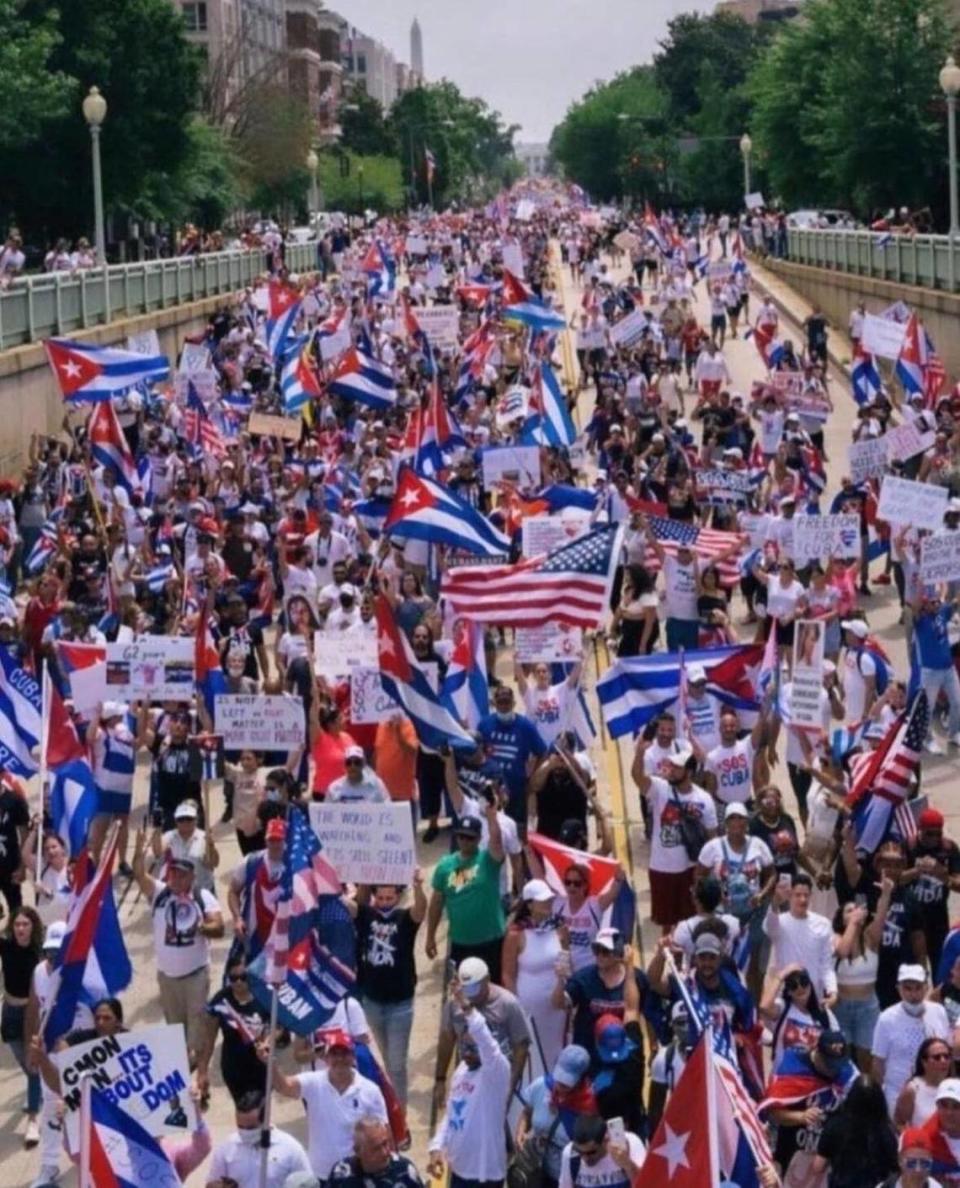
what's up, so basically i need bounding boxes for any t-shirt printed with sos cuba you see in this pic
[705,738,755,805]
[649,777,717,874]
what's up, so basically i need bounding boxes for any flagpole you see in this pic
[79,1071,94,1188]
[704,1025,721,1187]
[259,984,280,1188]
[37,664,51,884]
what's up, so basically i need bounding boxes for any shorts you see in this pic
[711,314,727,332]
[96,789,132,816]
[650,867,695,928]
[833,993,880,1051]
[774,618,796,647]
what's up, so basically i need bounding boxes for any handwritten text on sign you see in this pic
[54,1023,196,1154]
[921,533,960,584]
[848,437,888,484]
[308,801,416,885]
[215,694,305,750]
[104,638,194,701]
[877,475,948,531]
[793,514,861,564]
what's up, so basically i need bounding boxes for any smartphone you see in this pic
[607,1117,626,1146]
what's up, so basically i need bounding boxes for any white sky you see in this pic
[330,0,715,142]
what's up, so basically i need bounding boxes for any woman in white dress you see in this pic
[502,879,569,1076]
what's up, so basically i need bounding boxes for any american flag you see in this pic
[182,381,223,457]
[442,524,621,629]
[925,349,947,408]
[644,515,745,588]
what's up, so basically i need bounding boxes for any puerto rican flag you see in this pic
[44,338,169,403]
[384,468,510,556]
[413,381,467,477]
[895,312,927,398]
[87,1081,181,1187]
[281,334,321,416]
[265,280,302,363]
[501,269,566,332]
[522,361,577,448]
[851,342,882,405]
[328,347,397,410]
[89,401,142,495]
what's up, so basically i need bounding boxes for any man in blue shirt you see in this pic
[476,685,546,827]
[913,592,960,753]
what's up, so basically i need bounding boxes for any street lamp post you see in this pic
[82,86,107,264]
[739,133,753,205]
[940,56,960,237]
[305,148,319,221]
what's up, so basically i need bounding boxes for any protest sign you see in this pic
[885,421,936,463]
[848,437,888,484]
[790,620,826,730]
[126,329,162,357]
[877,475,948,531]
[319,322,352,362]
[104,639,194,701]
[315,631,378,679]
[920,533,960,584]
[745,192,766,211]
[613,230,639,252]
[707,261,733,280]
[415,305,460,350]
[481,445,541,489]
[248,412,303,441]
[349,667,397,724]
[426,263,447,290]
[793,514,861,564]
[503,243,525,277]
[521,514,588,557]
[215,694,305,750]
[515,624,584,662]
[178,341,212,373]
[609,309,648,349]
[769,372,805,398]
[515,200,536,223]
[309,801,416,885]
[405,234,428,256]
[174,368,218,403]
[55,1024,196,1155]
[862,312,907,360]
[697,469,753,504]
[739,512,770,549]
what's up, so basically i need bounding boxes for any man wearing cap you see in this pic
[329,1117,423,1188]
[228,816,287,962]
[552,927,645,1060]
[634,737,717,930]
[557,1112,646,1188]
[151,797,219,894]
[905,809,960,971]
[645,522,700,653]
[840,618,877,725]
[269,1028,388,1181]
[207,1088,311,1188]
[873,964,951,1112]
[914,1082,960,1184]
[132,824,224,1062]
[911,590,960,752]
[327,745,389,803]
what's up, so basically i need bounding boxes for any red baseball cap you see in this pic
[265,818,287,842]
[919,808,945,830]
[320,1028,354,1052]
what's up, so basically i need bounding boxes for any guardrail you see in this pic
[787,227,960,294]
[0,242,319,352]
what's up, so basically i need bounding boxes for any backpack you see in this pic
[721,841,755,920]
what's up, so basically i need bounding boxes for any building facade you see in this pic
[286,1,344,141]
[516,142,550,178]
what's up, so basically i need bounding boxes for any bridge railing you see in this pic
[787,227,960,294]
[0,242,319,352]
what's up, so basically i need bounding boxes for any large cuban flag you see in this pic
[44,339,169,403]
[328,347,397,409]
[384,469,510,557]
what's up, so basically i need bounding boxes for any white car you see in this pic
[287,226,318,244]
[787,208,858,229]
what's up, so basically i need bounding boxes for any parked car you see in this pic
[787,208,859,229]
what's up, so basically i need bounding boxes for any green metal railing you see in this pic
[0,242,319,351]
[787,227,960,293]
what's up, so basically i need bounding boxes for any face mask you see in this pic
[266,788,280,802]
[901,1000,925,1017]
[495,711,514,725]
[238,1126,260,1145]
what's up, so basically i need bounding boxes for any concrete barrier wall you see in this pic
[761,257,960,376]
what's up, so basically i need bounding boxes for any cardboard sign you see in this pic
[793,514,861,564]
[308,801,416,886]
[521,513,589,558]
[104,639,194,701]
[790,619,826,729]
[481,445,541,489]
[414,305,460,350]
[315,630,378,680]
[248,412,303,441]
[609,309,649,349]
[349,667,398,724]
[55,1024,197,1155]
[877,475,948,531]
[920,533,960,584]
[126,329,161,357]
[848,437,888,484]
[885,421,936,463]
[862,312,907,361]
[215,694,305,750]
[515,624,584,662]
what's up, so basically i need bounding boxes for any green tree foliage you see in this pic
[317,151,404,214]
[236,85,314,216]
[144,118,243,231]
[340,91,397,157]
[654,12,766,128]
[6,0,200,241]
[0,0,71,151]
[749,0,950,216]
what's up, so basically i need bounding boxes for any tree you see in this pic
[236,85,314,217]
[317,151,404,214]
[0,0,71,153]
[340,91,396,157]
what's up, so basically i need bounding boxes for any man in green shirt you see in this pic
[426,802,505,981]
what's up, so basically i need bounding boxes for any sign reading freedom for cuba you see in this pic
[53,1023,196,1155]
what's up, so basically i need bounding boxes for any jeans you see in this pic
[362,996,415,1106]
[922,665,960,737]
[833,994,880,1052]
[665,617,699,652]
[2,1000,40,1113]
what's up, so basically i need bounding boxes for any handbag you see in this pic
[671,786,708,862]
[507,1114,563,1188]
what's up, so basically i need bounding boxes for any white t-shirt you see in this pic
[149,877,220,977]
[842,647,876,723]
[705,738,756,804]
[296,1069,387,1177]
[673,911,741,964]
[649,776,717,874]
[523,682,576,748]
[872,1001,952,1112]
[644,740,682,780]
[663,556,698,621]
[461,793,521,895]
[696,836,773,903]
[208,1127,311,1188]
[766,578,805,620]
[685,693,721,753]
[558,1133,646,1188]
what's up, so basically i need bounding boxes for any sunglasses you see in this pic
[345,758,363,766]
[228,971,248,982]
[904,1156,933,1171]
[564,878,585,888]
[784,975,811,991]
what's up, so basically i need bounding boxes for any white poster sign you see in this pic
[415,305,460,350]
[405,234,428,256]
[609,309,649,349]
[885,421,936,463]
[308,801,416,886]
[481,445,541,489]
[126,329,161,357]
[920,533,960,584]
[861,312,907,361]
[745,191,766,211]
[515,624,584,662]
[315,631,378,679]
[877,475,948,531]
[848,437,888,483]
[215,694,305,750]
[179,341,212,373]
[55,1024,196,1155]
[503,242,525,277]
[521,514,588,558]
[793,514,861,564]
[514,200,536,223]
[790,620,826,729]
[349,667,397,724]
[104,638,194,701]
[174,368,218,403]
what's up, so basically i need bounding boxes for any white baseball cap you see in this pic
[522,878,555,903]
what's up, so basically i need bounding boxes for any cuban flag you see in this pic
[457,282,494,305]
[352,495,391,538]
[528,832,636,941]
[328,347,397,410]
[266,281,302,364]
[89,401,142,495]
[195,603,227,719]
[414,382,467,477]
[44,338,169,403]
[441,619,488,729]
[384,469,510,557]
[519,485,598,517]
[501,270,567,332]
[49,758,98,857]
[851,343,882,405]
[895,312,926,397]
[403,298,436,377]
[642,201,669,255]
[361,241,396,298]
[597,644,763,740]
[145,553,175,594]
[87,1083,181,1188]
[280,334,321,416]
[522,362,577,448]
[43,832,133,1047]
[375,595,476,752]
[747,324,785,371]
[0,648,42,776]
[24,503,70,575]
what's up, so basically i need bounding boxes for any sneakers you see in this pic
[925,738,946,755]
[422,824,440,844]
[23,1118,39,1147]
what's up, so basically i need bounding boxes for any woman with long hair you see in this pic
[612,565,659,657]
[832,895,887,1072]
[894,1037,954,1130]
[0,906,44,1147]
[810,1075,899,1187]
[760,963,838,1068]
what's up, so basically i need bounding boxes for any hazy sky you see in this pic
[332,0,715,143]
